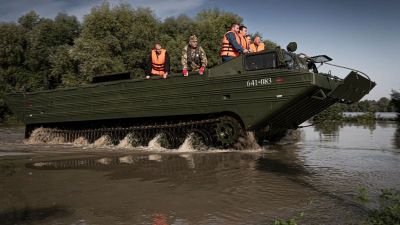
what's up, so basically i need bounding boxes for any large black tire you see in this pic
[214,116,244,148]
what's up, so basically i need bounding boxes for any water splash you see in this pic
[25,128,63,144]
[117,135,134,149]
[177,133,197,152]
[73,137,89,146]
[92,135,113,148]
[47,136,65,144]
[116,132,143,149]
[24,128,263,152]
[275,129,304,145]
[147,134,167,151]
[236,132,262,150]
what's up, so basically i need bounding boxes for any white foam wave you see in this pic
[147,134,167,151]
[73,137,89,146]
[91,135,113,148]
[177,133,197,152]
[24,128,266,152]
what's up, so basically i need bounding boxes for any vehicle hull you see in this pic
[4,69,373,133]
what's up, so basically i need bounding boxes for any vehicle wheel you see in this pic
[214,116,244,148]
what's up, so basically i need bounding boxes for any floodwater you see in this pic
[1,121,399,225]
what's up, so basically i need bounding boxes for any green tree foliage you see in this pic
[356,188,400,225]
[312,95,399,124]
[49,45,81,87]
[376,97,390,112]
[196,9,243,68]
[0,11,80,121]
[327,98,396,113]
[369,189,400,225]
[18,11,40,31]
[391,90,400,113]
[70,3,158,82]
[159,15,196,72]
[313,103,344,123]
[0,22,28,121]
[265,40,278,50]
[24,13,80,88]
[0,23,25,70]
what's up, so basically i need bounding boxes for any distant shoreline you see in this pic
[342,112,399,121]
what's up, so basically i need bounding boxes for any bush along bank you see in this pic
[355,188,400,225]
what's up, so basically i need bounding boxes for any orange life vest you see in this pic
[151,49,167,76]
[239,34,249,50]
[220,31,241,57]
[250,43,265,53]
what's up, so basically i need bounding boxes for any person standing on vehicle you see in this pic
[245,35,252,51]
[239,25,250,51]
[181,35,208,76]
[145,43,170,79]
[249,36,265,53]
[220,23,249,62]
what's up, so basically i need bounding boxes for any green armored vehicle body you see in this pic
[4,45,376,148]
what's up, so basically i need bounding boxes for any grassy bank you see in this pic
[273,189,400,225]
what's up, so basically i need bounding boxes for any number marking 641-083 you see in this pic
[246,78,272,87]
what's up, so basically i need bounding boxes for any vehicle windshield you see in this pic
[310,55,332,63]
[244,52,277,71]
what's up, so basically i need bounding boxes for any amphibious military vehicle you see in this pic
[4,44,376,148]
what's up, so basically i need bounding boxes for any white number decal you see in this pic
[246,78,272,87]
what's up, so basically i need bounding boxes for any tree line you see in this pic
[313,94,399,123]
[0,3,277,121]
[337,97,396,113]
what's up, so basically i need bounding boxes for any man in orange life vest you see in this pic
[239,25,250,51]
[220,23,249,62]
[245,35,251,50]
[249,36,265,53]
[145,43,170,79]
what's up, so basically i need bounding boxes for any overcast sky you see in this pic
[1,0,399,100]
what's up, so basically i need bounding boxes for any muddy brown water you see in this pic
[0,121,399,225]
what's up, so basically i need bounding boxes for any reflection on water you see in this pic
[0,206,70,225]
[1,121,400,225]
[314,121,376,141]
[310,121,398,151]
[395,126,400,150]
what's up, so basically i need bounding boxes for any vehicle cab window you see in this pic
[244,53,277,71]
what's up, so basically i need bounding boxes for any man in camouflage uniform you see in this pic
[181,35,207,76]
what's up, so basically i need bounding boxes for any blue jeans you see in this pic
[222,56,234,62]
